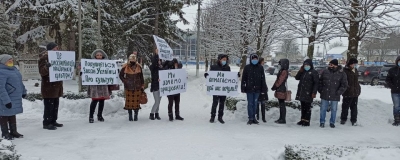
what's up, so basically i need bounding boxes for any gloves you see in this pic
[312,93,316,98]
[237,72,241,78]
[22,94,27,98]
[5,103,12,109]
[204,73,209,78]
[271,86,277,91]
[46,63,52,68]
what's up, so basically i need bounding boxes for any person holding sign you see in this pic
[38,42,64,130]
[256,58,269,123]
[149,49,163,120]
[87,49,112,123]
[241,54,267,125]
[271,59,290,124]
[119,54,145,121]
[0,54,27,140]
[163,58,184,121]
[204,54,231,124]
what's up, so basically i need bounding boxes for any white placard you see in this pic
[206,71,239,96]
[48,51,76,82]
[81,59,119,85]
[159,69,187,96]
[153,35,173,61]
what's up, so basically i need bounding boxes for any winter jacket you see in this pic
[273,59,289,99]
[87,49,111,99]
[38,53,63,98]
[318,66,348,101]
[342,66,361,98]
[0,64,27,116]
[295,59,319,103]
[119,63,144,91]
[241,63,267,93]
[210,63,231,72]
[386,56,400,94]
[150,54,163,92]
[258,65,269,101]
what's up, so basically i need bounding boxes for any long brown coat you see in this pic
[38,53,63,98]
[119,63,144,91]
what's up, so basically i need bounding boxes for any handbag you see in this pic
[140,91,148,104]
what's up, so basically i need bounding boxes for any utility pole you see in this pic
[97,0,101,48]
[78,0,82,92]
[195,1,201,77]
[186,29,189,68]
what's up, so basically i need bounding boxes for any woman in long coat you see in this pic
[271,59,289,124]
[0,54,27,140]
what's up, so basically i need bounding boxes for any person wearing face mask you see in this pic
[119,54,145,121]
[241,54,267,125]
[318,59,348,128]
[340,58,361,126]
[163,58,185,121]
[271,59,290,124]
[385,56,400,126]
[294,59,319,126]
[256,58,269,123]
[204,54,231,124]
[86,49,111,123]
[0,54,27,140]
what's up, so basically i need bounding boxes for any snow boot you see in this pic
[0,117,13,140]
[155,113,161,120]
[134,110,138,121]
[320,123,325,128]
[330,123,335,128]
[247,120,253,125]
[275,105,286,124]
[297,120,304,126]
[261,105,266,123]
[218,117,225,124]
[97,116,104,122]
[128,110,133,121]
[43,124,57,130]
[8,116,23,138]
[89,118,94,123]
[168,113,174,121]
[53,122,63,127]
[209,116,215,123]
[175,113,184,121]
[252,119,259,125]
[97,103,104,122]
[393,115,400,126]
[149,113,155,120]
[302,120,310,127]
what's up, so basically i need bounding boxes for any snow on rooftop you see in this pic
[327,46,348,55]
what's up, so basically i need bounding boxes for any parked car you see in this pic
[358,65,383,86]
[379,64,396,87]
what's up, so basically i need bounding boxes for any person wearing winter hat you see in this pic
[38,42,64,130]
[0,54,27,140]
[241,54,267,125]
[204,54,231,124]
[295,59,319,126]
[340,58,361,126]
[318,59,348,128]
[271,58,290,124]
[385,56,400,126]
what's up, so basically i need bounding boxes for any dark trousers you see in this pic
[43,98,60,126]
[340,97,358,123]
[167,94,180,114]
[211,96,226,118]
[256,101,266,120]
[300,101,312,121]
[90,100,105,118]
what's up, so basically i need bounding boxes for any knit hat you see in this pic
[0,54,13,65]
[329,59,339,66]
[46,42,58,50]
[347,58,358,65]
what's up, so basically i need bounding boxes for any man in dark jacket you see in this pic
[204,54,231,124]
[295,59,319,126]
[318,59,348,128]
[38,42,64,130]
[256,58,268,123]
[149,49,163,120]
[340,58,361,126]
[385,55,400,126]
[241,54,267,125]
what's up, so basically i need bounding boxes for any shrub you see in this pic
[225,97,321,111]
[0,139,21,160]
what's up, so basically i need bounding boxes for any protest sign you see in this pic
[159,69,187,96]
[206,71,239,96]
[48,51,75,82]
[81,59,119,85]
[153,35,173,61]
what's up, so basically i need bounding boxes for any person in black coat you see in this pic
[295,59,319,126]
[340,58,361,126]
[256,58,268,123]
[163,58,184,121]
[241,54,267,125]
[204,54,231,124]
[385,56,400,126]
[149,50,163,120]
[271,59,290,124]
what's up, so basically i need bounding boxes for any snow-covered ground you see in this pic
[12,65,400,160]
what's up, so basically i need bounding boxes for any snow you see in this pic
[12,65,400,160]
[326,46,348,55]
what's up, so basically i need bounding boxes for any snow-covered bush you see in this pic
[24,92,89,101]
[226,97,321,111]
[0,138,21,160]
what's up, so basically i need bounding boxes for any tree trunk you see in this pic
[307,0,319,60]
[307,37,315,60]
[256,0,264,57]
[347,0,360,60]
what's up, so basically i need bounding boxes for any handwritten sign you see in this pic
[81,59,119,85]
[153,35,173,61]
[159,69,187,96]
[206,71,239,96]
[48,51,75,82]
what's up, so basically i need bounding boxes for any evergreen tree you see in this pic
[0,11,14,55]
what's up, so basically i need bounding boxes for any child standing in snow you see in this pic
[87,49,112,123]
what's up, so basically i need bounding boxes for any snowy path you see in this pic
[12,67,400,160]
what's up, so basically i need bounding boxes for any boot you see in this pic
[43,124,57,130]
[175,112,184,121]
[261,105,266,123]
[89,100,97,123]
[297,120,304,126]
[252,119,259,124]
[393,115,400,126]
[168,113,174,121]
[302,120,310,127]
[128,110,133,121]
[330,123,335,128]
[9,116,23,138]
[340,120,346,125]
[134,110,138,121]
[218,117,225,124]
[97,116,104,122]
[97,102,104,122]
[53,122,63,127]
[320,123,325,128]
[275,106,286,124]
[89,118,94,123]
[149,113,155,120]
[155,113,161,120]
[247,120,253,125]
[209,116,215,123]
[0,117,13,140]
